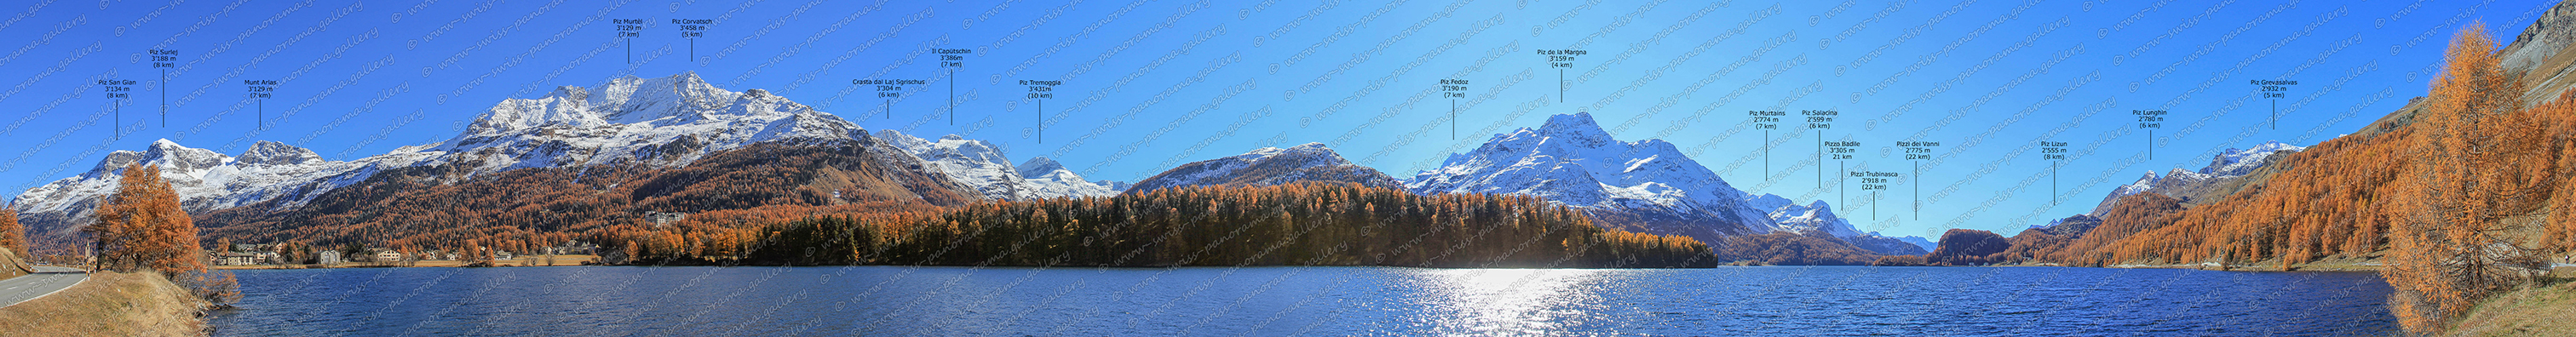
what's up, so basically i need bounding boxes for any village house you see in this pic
[216,251,262,266]
[318,250,343,264]
[645,211,688,227]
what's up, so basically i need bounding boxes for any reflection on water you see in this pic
[208,266,2395,336]
[1412,269,1608,335]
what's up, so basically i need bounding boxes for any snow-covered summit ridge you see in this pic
[1017,157,1124,198]
[466,72,742,132]
[13,72,863,234]
[2085,140,2305,216]
[12,139,440,231]
[1412,112,1935,248]
[2115,171,2159,196]
[1765,198,1863,238]
[1409,112,1770,231]
[437,72,867,175]
[2200,141,2305,176]
[1409,112,1783,243]
[1125,142,1402,194]
[237,140,325,166]
[872,130,1122,199]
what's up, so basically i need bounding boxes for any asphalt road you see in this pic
[0,266,88,308]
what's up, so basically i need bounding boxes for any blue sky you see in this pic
[0,0,2555,237]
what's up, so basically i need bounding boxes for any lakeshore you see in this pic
[207,254,601,270]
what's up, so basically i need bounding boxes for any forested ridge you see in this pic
[1906,25,2574,334]
[1964,26,2576,270]
[658,182,1712,267]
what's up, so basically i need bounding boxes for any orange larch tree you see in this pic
[2384,24,2549,334]
[89,164,206,275]
[0,208,25,259]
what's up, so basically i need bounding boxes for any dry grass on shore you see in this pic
[0,271,206,336]
[2447,277,2576,336]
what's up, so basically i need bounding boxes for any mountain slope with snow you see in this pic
[875,130,1032,201]
[434,73,869,176]
[1126,143,1402,195]
[9,140,441,238]
[873,130,1124,200]
[1741,193,1927,255]
[2086,141,2305,216]
[1408,112,1930,252]
[1015,157,1125,198]
[1409,112,1785,243]
[7,72,929,244]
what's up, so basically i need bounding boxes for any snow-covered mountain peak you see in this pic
[1745,193,1797,211]
[2084,171,2166,216]
[872,130,1024,200]
[91,139,231,177]
[1231,143,1349,167]
[16,137,445,234]
[869,131,1121,200]
[876,129,934,151]
[1412,112,1774,243]
[15,72,866,241]
[1015,157,1066,178]
[2120,171,2159,192]
[2085,140,2306,216]
[436,72,862,174]
[2201,140,2305,176]
[1128,143,1401,194]
[1534,112,1615,147]
[237,140,323,166]
[877,131,1010,166]
[1415,112,1751,208]
[1014,157,1123,198]
[464,72,749,134]
[1760,199,1865,237]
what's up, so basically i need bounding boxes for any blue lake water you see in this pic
[206,266,2395,336]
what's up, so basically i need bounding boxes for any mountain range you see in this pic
[9,72,1926,260]
[7,73,1104,246]
[1406,112,1927,255]
[2084,141,2306,217]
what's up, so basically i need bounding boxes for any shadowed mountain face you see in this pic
[1927,229,2013,266]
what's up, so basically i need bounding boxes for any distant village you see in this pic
[205,241,603,268]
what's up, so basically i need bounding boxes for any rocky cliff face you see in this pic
[2503,0,2576,103]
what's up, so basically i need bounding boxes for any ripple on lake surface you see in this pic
[205,266,2396,336]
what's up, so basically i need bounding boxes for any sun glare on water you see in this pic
[1412,268,1615,335]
